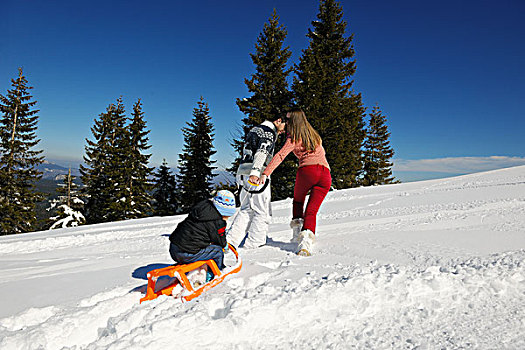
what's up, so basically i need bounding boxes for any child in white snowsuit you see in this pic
[227,116,286,249]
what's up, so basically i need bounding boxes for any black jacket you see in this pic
[169,200,227,254]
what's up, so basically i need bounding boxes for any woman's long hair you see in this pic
[286,109,321,152]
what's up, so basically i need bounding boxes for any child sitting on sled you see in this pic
[168,190,236,286]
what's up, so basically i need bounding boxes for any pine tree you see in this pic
[233,9,296,200]
[177,97,217,212]
[48,168,86,229]
[0,68,44,235]
[362,105,396,186]
[293,0,366,189]
[80,101,120,224]
[152,160,178,216]
[81,98,153,223]
[103,98,132,222]
[122,99,153,219]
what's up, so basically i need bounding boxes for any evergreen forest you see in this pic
[0,0,396,235]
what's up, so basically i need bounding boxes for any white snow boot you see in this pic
[296,229,315,256]
[223,246,238,267]
[186,266,207,288]
[290,218,304,243]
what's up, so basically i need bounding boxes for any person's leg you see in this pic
[227,208,251,248]
[170,243,225,269]
[169,242,182,263]
[191,245,225,269]
[302,167,332,233]
[293,166,317,219]
[243,183,271,248]
[290,217,304,242]
[169,243,197,264]
[227,178,253,248]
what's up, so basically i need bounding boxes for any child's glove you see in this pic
[223,244,230,254]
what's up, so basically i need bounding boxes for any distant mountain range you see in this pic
[36,161,235,185]
[37,161,81,180]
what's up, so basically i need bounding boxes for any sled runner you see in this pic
[140,244,242,303]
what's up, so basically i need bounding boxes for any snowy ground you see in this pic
[1,166,524,349]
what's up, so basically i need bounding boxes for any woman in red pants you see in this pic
[259,108,331,256]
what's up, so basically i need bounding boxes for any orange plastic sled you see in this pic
[140,244,242,303]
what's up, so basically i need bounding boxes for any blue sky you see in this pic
[2,0,524,182]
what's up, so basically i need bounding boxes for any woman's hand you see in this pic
[248,175,260,185]
[248,175,266,185]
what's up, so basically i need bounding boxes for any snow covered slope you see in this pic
[1,166,524,349]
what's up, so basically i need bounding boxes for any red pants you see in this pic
[293,165,332,234]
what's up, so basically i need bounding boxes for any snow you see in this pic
[1,166,524,349]
[49,205,86,229]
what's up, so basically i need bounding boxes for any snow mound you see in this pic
[1,165,524,349]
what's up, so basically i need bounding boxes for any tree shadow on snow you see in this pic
[265,237,296,253]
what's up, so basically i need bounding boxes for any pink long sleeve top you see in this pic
[262,137,330,177]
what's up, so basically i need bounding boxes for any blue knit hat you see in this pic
[212,190,236,217]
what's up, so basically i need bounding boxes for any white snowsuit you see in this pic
[227,121,277,249]
[227,175,272,248]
